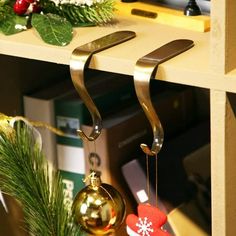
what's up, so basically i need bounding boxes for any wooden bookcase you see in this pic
[0,0,236,235]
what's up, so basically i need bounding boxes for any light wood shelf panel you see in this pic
[210,1,236,236]
[210,90,236,236]
[1,9,236,92]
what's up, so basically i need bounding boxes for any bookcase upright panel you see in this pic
[210,0,236,235]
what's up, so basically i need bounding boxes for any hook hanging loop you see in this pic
[70,31,136,141]
[134,39,194,156]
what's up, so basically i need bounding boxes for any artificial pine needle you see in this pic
[0,122,81,235]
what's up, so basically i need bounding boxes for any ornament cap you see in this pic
[87,171,101,189]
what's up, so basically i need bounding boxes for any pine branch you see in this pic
[40,0,115,26]
[0,122,81,236]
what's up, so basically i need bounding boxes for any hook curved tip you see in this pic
[77,129,101,142]
[140,143,156,156]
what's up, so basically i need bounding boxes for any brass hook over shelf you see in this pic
[70,31,136,141]
[134,39,194,156]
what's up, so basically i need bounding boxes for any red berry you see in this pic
[13,0,30,15]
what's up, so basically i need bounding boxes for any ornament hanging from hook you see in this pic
[126,39,194,236]
[134,39,194,207]
[69,31,136,235]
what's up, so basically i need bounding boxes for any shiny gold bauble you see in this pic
[72,172,126,235]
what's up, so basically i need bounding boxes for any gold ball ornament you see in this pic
[72,172,126,235]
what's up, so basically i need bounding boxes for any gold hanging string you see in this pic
[146,153,158,208]
[83,137,100,183]
[90,140,98,172]
[146,153,150,205]
[93,140,97,164]
[86,139,92,171]
[155,153,158,208]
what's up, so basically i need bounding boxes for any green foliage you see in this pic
[0,123,81,235]
[40,0,115,26]
[31,13,73,46]
[0,4,28,35]
[0,0,115,45]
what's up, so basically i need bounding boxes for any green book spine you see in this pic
[55,99,86,147]
[57,143,85,203]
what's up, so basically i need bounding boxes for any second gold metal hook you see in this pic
[134,39,194,156]
[70,31,136,141]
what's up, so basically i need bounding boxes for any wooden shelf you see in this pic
[1,12,210,68]
[1,10,236,92]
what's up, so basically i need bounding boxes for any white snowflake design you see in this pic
[136,217,154,236]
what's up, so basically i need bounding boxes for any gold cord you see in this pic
[146,153,150,205]
[155,153,158,208]
[0,113,65,136]
[92,140,97,172]
[84,138,98,176]
[146,152,158,207]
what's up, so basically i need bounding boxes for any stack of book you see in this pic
[23,79,76,166]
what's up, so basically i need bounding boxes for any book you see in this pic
[54,72,137,206]
[23,79,75,166]
[150,85,196,140]
[183,144,211,223]
[183,143,210,181]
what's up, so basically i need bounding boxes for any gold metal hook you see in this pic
[70,31,136,141]
[134,39,194,156]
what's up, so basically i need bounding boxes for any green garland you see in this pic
[0,0,116,45]
[0,4,12,22]
[40,0,115,26]
[0,120,82,235]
